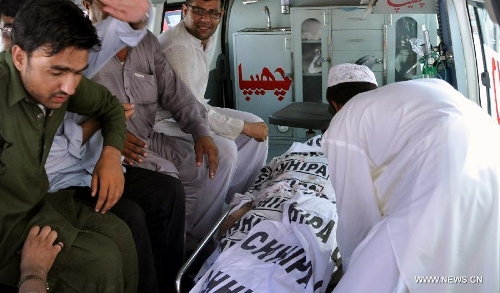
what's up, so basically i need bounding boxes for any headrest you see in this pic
[328,63,378,87]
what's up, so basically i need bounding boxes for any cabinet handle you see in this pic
[321,57,331,63]
[383,24,388,85]
[347,39,365,43]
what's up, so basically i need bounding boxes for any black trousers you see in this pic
[71,166,185,293]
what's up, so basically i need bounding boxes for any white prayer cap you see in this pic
[327,63,378,87]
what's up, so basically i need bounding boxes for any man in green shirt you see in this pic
[0,0,144,291]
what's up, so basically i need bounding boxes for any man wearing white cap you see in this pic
[325,63,378,115]
[322,63,500,292]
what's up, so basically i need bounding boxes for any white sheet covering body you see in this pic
[321,79,500,292]
[191,136,340,293]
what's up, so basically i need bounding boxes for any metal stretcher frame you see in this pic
[175,208,232,293]
[174,205,342,293]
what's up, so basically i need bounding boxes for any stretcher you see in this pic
[176,135,342,293]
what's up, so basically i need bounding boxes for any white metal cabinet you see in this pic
[386,14,439,83]
[291,8,332,104]
[291,7,386,104]
[233,31,293,138]
[290,7,440,103]
[330,7,386,86]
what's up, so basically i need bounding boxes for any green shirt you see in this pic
[0,50,127,285]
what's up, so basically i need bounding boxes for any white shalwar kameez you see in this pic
[321,79,500,292]
[155,21,268,206]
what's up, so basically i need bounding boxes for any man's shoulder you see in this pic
[74,75,109,97]
[141,29,161,47]
[0,51,29,106]
[158,22,190,50]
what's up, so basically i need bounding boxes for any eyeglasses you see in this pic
[186,5,222,19]
[1,27,12,39]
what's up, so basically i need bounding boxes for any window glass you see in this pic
[163,9,182,32]
[468,3,500,121]
[395,17,418,81]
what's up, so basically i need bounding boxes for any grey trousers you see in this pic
[151,108,268,250]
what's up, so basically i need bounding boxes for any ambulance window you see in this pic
[162,4,182,33]
[468,2,500,122]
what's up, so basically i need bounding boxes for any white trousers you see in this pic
[153,107,268,250]
[213,107,269,203]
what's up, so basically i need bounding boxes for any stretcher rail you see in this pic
[175,208,231,293]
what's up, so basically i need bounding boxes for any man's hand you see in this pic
[123,130,147,165]
[20,226,63,280]
[242,121,268,142]
[123,103,135,120]
[91,146,124,213]
[194,136,219,179]
[99,0,150,29]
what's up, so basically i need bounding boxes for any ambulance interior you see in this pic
[128,0,499,292]
[154,0,499,158]
[148,0,500,292]
[2,0,495,291]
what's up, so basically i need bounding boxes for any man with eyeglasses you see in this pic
[154,0,269,250]
[0,0,20,51]
[0,26,10,51]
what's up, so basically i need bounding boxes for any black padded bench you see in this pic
[269,101,333,136]
[268,55,378,137]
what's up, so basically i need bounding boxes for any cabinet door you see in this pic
[233,32,293,138]
[291,8,331,104]
[330,7,386,86]
[386,14,439,83]
[331,7,386,30]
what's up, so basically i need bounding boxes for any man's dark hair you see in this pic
[326,82,377,106]
[11,0,101,56]
[185,0,223,9]
[0,0,25,18]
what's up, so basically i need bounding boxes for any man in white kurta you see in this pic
[322,64,500,292]
[154,0,269,209]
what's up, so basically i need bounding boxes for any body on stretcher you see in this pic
[177,135,342,293]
